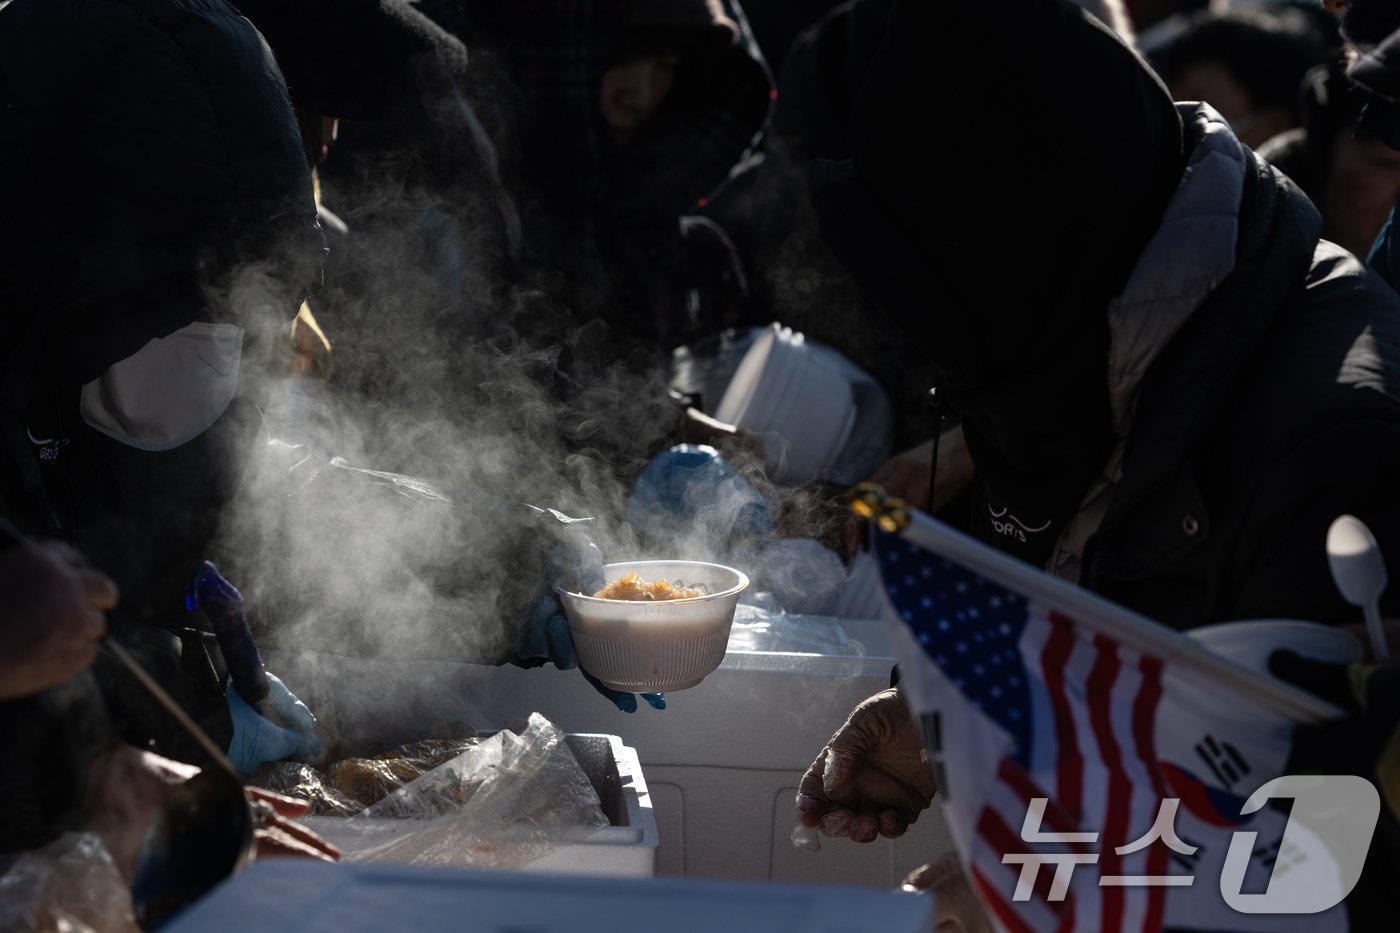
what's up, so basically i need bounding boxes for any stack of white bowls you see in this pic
[714,323,857,487]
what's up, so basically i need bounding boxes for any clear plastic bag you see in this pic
[726,603,867,656]
[326,713,609,869]
[0,833,139,933]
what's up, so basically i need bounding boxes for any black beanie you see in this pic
[830,0,1184,391]
[234,0,469,121]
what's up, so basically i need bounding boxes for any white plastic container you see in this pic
[556,560,749,693]
[264,622,955,893]
[164,859,936,933]
[300,734,658,879]
[713,323,856,486]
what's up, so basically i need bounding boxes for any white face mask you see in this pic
[80,322,244,451]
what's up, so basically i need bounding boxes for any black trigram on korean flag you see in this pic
[1194,734,1252,790]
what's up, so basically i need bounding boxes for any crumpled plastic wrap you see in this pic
[250,739,477,815]
[327,712,609,868]
[249,761,363,816]
[0,833,138,933]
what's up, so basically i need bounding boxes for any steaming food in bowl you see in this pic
[592,572,704,601]
[558,560,749,693]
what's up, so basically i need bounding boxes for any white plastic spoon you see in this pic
[1326,514,1390,662]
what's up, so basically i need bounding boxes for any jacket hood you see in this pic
[1106,103,1248,436]
[617,0,739,62]
[1101,117,1325,534]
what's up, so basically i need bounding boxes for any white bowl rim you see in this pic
[556,559,750,606]
[1188,618,1362,639]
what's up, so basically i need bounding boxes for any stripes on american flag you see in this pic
[877,534,1180,932]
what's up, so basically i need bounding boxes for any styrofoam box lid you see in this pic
[163,859,935,933]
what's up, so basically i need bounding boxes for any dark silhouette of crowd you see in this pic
[3,0,1400,928]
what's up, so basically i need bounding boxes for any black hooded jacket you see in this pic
[0,0,322,409]
[0,0,321,850]
[414,0,774,351]
[0,0,322,587]
[814,0,1400,630]
[814,3,1400,924]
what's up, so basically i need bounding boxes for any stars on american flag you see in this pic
[878,535,1035,763]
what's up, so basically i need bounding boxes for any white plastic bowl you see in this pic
[1187,619,1363,680]
[713,323,856,486]
[556,560,750,693]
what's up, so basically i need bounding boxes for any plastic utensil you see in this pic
[1326,514,1390,662]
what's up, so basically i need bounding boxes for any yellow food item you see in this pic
[593,571,702,601]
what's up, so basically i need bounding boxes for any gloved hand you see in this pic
[516,537,666,714]
[794,687,936,848]
[226,671,326,776]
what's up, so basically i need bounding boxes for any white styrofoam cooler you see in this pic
[163,859,935,933]
[266,615,954,892]
[298,733,657,878]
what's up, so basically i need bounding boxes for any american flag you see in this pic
[872,510,1346,933]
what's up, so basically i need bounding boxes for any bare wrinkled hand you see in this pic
[795,688,936,845]
[0,540,117,700]
[86,744,339,880]
[870,426,971,513]
[248,787,340,862]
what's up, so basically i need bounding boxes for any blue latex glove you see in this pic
[226,671,326,776]
[516,538,666,713]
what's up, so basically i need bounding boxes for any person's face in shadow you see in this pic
[1324,132,1400,258]
[599,53,680,145]
[1169,61,1293,150]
